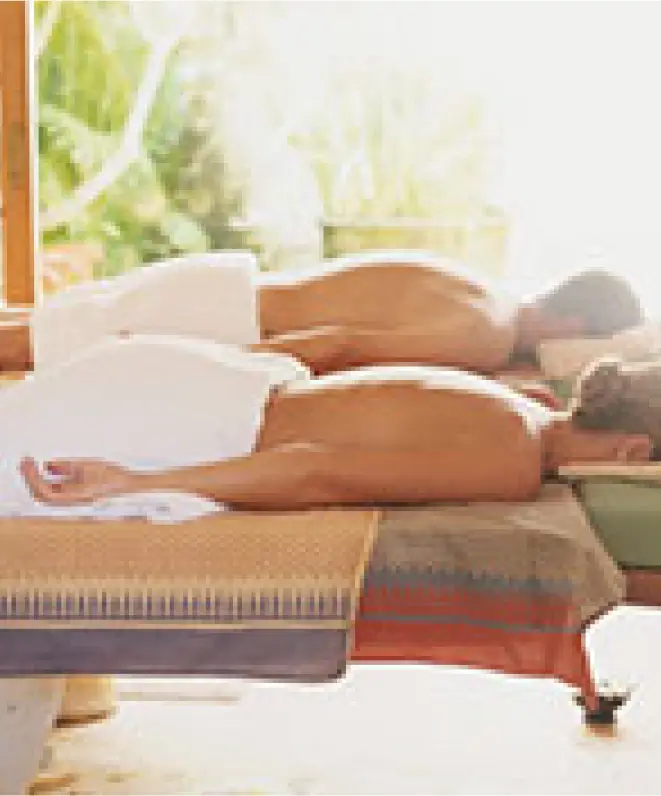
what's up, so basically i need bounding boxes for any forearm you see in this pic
[126,443,541,509]
[260,325,512,374]
[344,328,512,373]
[129,447,329,510]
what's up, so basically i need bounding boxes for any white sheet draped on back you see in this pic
[31,251,261,370]
[0,336,308,522]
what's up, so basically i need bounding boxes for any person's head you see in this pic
[569,357,630,431]
[539,355,654,470]
[516,269,644,354]
[543,414,653,473]
[569,355,661,455]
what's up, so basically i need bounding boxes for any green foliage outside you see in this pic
[36,1,498,279]
[37,0,247,279]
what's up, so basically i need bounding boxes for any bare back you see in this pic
[257,254,516,340]
[258,366,548,460]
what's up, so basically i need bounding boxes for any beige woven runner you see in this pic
[0,508,380,630]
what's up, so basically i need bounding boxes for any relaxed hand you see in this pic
[20,457,134,505]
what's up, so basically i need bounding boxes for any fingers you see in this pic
[19,457,41,493]
[20,457,63,503]
[43,460,81,478]
[20,457,92,505]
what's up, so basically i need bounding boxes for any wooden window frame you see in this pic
[0,0,35,307]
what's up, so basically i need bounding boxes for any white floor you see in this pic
[45,606,661,795]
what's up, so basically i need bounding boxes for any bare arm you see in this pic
[21,438,541,510]
[255,323,514,375]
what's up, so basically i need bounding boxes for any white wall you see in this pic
[464,2,661,316]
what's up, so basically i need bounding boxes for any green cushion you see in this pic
[545,378,661,568]
[547,378,575,407]
[577,480,661,568]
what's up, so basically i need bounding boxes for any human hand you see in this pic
[20,457,135,506]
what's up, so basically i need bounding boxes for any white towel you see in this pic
[0,460,222,523]
[31,251,260,371]
[0,337,310,522]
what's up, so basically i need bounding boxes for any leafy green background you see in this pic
[37,0,247,279]
[36,1,498,280]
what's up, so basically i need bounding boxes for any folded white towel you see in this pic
[31,251,260,371]
[0,337,311,521]
[0,459,223,523]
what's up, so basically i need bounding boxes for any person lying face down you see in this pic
[256,256,645,374]
[0,252,644,376]
[570,356,661,456]
[21,350,652,511]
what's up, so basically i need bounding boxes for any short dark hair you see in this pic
[571,356,661,455]
[570,357,630,430]
[535,269,643,337]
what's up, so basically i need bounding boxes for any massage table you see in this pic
[0,253,656,787]
[0,351,657,791]
[0,480,650,793]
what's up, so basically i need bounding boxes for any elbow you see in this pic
[264,448,345,509]
[296,461,347,506]
[290,449,371,506]
[318,336,355,374]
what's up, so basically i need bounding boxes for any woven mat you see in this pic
[0,509,379,629]
[375,483,624,626]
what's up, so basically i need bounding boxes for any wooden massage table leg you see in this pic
[574,567,659,732]
[0,678,64,794]
[55,676,117,728]
[27,678,117,794]
[574,684,633,735]
[565,632,633,734]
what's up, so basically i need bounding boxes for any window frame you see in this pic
[0,0,35,307]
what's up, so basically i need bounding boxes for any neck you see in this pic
[511,305,541,365]
[539,414,574,475]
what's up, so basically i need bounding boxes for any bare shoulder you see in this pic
[284,365,547,418]
[256,251,495,290]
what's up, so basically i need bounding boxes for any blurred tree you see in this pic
[35,1,499,279]
[36,0,247,280]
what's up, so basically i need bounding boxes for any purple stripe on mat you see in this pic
[0,628,348,682]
